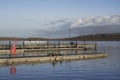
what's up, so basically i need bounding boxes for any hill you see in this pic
[70,33,120,41]
[0,33,120,41]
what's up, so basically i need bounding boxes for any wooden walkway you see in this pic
[0,53,107,65]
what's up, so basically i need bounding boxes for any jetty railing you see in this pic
[0,40,98,58]
[0,40,96,50]
[0,49,100,59]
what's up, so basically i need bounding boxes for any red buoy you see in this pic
[10,43,16,57]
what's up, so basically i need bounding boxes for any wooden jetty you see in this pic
[0,40,107,65]
[0,53,107,65]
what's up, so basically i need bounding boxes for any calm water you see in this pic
[0,41,120,80]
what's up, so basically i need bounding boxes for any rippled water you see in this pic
[0,41,120,80]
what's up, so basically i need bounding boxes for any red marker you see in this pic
[10,39,17,57]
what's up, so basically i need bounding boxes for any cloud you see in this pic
[1,15,119,38]
[43,15,120,30]
[42,19,73,31]
[43,19,72,26]
[69,15,120,28]
[36,15,120,38]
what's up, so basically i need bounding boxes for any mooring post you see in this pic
[83,40,86,54]
[5,44,7,49]
[94,44,97,50]
[22,41,25,49]
[75,50,78,54]
[58,41,60,48]
[94,43,97,54]
[76,41,77,48]
[53,43,55,49]
[47,41,49,49]
[9,41,11,49]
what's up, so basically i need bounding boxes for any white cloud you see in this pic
[69,15,120,28]
[36,15,120,38]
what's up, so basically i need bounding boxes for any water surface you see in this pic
[0,41,120,80]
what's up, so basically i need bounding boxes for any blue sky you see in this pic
[0,0,120,38]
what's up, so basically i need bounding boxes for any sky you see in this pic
[0,0,120,38]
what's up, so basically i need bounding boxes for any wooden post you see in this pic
[76,41,77,48]
[53,41,55,48]
[58,41,60,48]
[9,41,11,49]
[47,41,49,49]
[94,44,97,50]
[23,41,25,49]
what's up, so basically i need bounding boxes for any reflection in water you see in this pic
[52,61,63,67]
[10,64,16,75]
[52,61,58,67]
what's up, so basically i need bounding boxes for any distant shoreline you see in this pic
[0,33,120,41]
